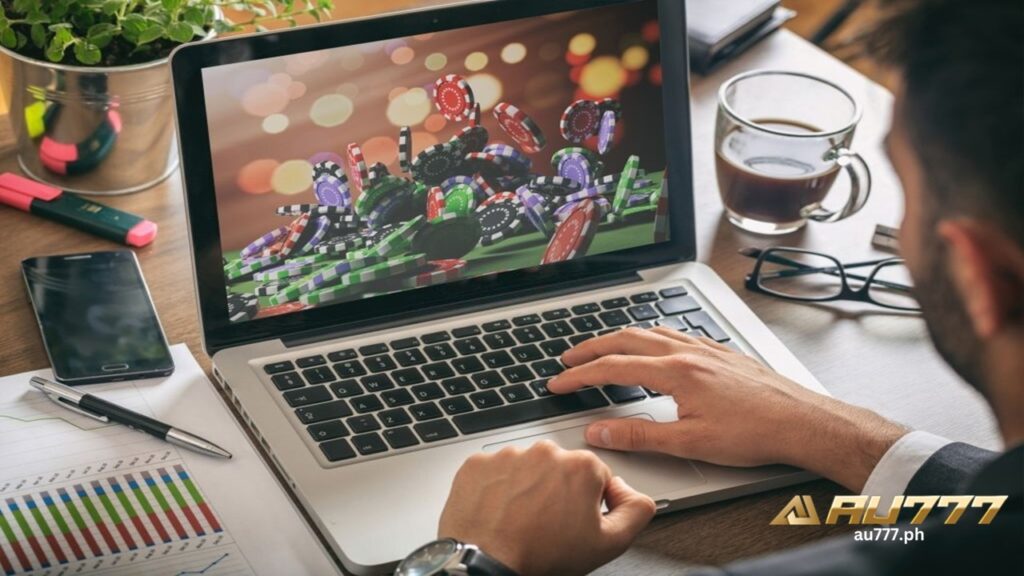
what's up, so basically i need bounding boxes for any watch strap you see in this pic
[461,547,519,576]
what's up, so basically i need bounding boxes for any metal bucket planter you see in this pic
[0,29,214,195]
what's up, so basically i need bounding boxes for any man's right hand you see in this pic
[548,327,909,492]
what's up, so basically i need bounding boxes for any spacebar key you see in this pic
[453,389,610,434]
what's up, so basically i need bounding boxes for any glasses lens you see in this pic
[868,260,919,310]
[757,249,844,300]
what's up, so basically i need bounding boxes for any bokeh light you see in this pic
[309,151,344,167]
[424,114,447,133]
[648,63,662,86]
[242,83,289,117]
[262,114,289,134]
[411,131,439,155]
[285,50,328,76]
[621,45,649,71]
[642,20,660,43]
[339,50,365,71]
[384,39,407,56]
[271,159,311,195]
[465,73,503,111]
[413,33,435,41]
[269,73,292,87]
[465,52,489,72]
[500,43,527,64]
[287,81,307,100]
[229,68,271,100]
[362,135,400,166]
[389,87,409,101]
[579,56,626,98]
[391,46,415,65]
[387,87,432,126]
[310,94,354,127]
[568,33,597,56]
[237,159,278,194]
[425,52,448,71]
[338,83,359,99]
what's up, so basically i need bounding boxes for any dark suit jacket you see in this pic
[698,443,1024,575]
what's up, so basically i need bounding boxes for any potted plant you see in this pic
[0,1,333,194]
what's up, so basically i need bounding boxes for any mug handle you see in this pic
[802,148,872,223]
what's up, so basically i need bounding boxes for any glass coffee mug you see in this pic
[715,70,871,235]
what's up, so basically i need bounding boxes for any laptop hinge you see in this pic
[281,269,643,349]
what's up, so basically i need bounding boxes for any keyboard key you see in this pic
[657,295,702,315]
[452,325,481,338]
[422,331,451,344]
[380,388,415,407]
[483,332,515,349]
[394,348,428,367]
[296,355,326,368]
[271,372,304,391]
[383,426,420,449]
[683,311,731,342]
[469,390,504,409]
[570,315,603,332]
[350,395,384,413]
[442,377,476,395]
[425,343,457,361]
[379,407,412,427]
[541,320,573,338]
[627,304,659,321]
[571,302,600,315]
[330,380,363,398]
[441,396,474,415]
[393,367,426,386]
[347,414,381,433]
[512,314,542,326]
[500,384,534,403]
[453,389,610,435]
[656,316,688,331]
[390,337,420,350]
[568,333,594,346]
[352,432,388,455]
[660,285,688,298]
[501,365,534,383]
[410,402,443,421]
[327,349,357,362]
[601,297,630,309]
[453,337,486,356]
[333,360,367,378]
[364,354,397,373]
[264,361,294,375]
[598,310,630,327]
[307,420,348,442]
[482,320,511,332]
[284,386,331,407]
[411,382,445,401]
[320,438,356,462]
[302,366,336,385]
[481,350,514,369]
[511,344,543,363]
[361,374,395,392]
[598,328,621,335]
[688,327,708,339]
[359,343,389,356]
[422,362,455,380]
[542,308,571,320]
[633,321,654,329]
[630,292,659,303]
[471,371,505,389]
[414,420,458,442]
[296,400,352,424]
[532,359,564,378]
[451,356,485,374]
[603,385,647,403]
[511,326,545,344]
[529,379,553,397]
[539,339,571,357]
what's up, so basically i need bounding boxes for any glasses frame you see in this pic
[744,247,920,312]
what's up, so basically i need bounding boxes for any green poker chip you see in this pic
[443,184,477,217]
[612,155,640,215]
[352,215,425,259]
[412,211,482,260]
[355,175,411,217]
[300,254,427,305]
[225,254,281,280]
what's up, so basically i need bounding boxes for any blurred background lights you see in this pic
[310,94,354,127]
[362,135,399,166]
[568,33,596,56]
[287,81,306,100]
[500,43,527,64]
[425,52,448,71]
[262,114,289,134]
[465,51,489,72]
[269,72,292,87]
[337,83,359,99]
[387,87,432,126]
[411,131,439,154]
[465,73,503,111]
[391,46,415,65]
[389,87,409,101]
[242,82,289,117]
[384,39,407,55]
[270,159,312,195]
[237,159,279,195]
[339,51,365,71]
[621,45,649,71]
[424,114,447,133]
[579,56,626,97]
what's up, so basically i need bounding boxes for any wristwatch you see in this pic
[394,538,519,576]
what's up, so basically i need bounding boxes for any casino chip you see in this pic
[558,153,595,188]
[275,204,348,217]
[346,143,370,197]
[483,144,532,174]
[463,152,513,179]
[427,186,446,220]
[255,280,288,297]
[528,175,584,198]
[398,126,412,174]
[493,102,546,153]
[560,100,602,143]
[401,259,467,289]
[450,125,489,154]
[516,186,554,238]
[227,293,259,322]
[444,184,477,217]
[597,110,618,155]
[255,302,306,320]
[367,161,390,187]
[474,174,498,199]
[597,97,622,121]
[301,254,428,306]
[315,232,365,256]
[359,215,425,258]
[550,147,600,171]
[479,191,519,208]
[412,211,482,260]
[475,200,524,245]
[469,102,482,127]
[240,225,288,259]
[434,74,475,121]
[312,160,344,181]
[314,174,350,208]
[412,141,466,185]
[298,215,332,254]
[541,199,600,264]
[613,155,641,215]
[279,213,311,258]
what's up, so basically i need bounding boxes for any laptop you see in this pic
[170,0,828,573]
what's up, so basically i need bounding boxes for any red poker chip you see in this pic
[541,199,600,264]
[346,142,369,198]
[427,186,446,220]
[480,191,519,208]
[493,102,546,153]
[255,301,307,319]
[434,74,475,121]
[404,259,467,288]
[279,213,311,258]
[560,100,602,143]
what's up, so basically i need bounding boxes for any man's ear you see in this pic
[936,219,1024,338]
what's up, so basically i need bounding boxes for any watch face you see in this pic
[398,539,460,576]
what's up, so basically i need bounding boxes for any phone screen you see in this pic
[22,251,174,384]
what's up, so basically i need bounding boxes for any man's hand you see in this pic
[438,440,656,576]
[548,328,909,492]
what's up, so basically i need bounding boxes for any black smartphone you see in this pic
[21,250,175,385]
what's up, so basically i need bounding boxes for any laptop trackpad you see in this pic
[483,414,706,498]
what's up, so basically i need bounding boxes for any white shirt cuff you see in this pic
[861,431,953,499]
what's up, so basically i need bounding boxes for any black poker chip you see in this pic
[227,293,258,322]
[450,125,489,154]
[411,140,467,185]
[527,175,584,197]
[475,200,524,246]
[313,160,344,181]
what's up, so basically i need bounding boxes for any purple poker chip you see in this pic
[240,225,289,258]
[597,110,617,155]
[627,193,651,207]
[440,175,485,198]
[482,144,532,174]
[557,153,593,188]
[299,215,332,254]
[314,174,347,206]
[555,196,611,222]
[515,185,553,237]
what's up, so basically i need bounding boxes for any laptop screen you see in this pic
[203,0,668,323]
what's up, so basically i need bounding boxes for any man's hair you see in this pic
[863,0,1023,245]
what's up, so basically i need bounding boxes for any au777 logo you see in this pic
[770,495,1007,526]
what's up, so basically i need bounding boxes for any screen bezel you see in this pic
[171,0,695,354]
[21,250,175,384]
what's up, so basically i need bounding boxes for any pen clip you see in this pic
[29,376,110,423]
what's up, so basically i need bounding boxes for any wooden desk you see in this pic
[0,28,1000,575]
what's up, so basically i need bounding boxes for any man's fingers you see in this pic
[601,476,656,549]
[547,355,673,394]
[562,328,683,367]
[584,417,679,453]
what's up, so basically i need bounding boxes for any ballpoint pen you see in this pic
[29,376,232,459]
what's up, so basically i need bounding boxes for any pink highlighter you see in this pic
[0,172,157,247]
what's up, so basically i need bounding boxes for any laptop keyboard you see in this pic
[261,285,737,465]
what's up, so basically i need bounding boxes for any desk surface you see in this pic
[0,27,1000,575]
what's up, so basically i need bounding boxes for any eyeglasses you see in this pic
[742,247,920,312]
